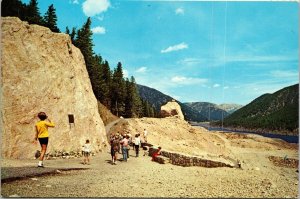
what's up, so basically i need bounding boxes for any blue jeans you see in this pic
[122,146,127,161]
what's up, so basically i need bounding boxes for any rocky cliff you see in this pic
[160,100,184,120]
[1,17,108,159]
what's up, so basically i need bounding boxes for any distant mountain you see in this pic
[184,102,229,121]
[217,104,243,114]
[218,84,299,135]
[137,84,207,122]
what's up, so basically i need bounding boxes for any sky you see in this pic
[21,0,299,105]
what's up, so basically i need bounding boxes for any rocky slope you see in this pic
[218,103,243,114]
[184,102,229,121]
[184,102,243,121]
[160,100,184,120]
[1,17,108,158]
[110,117,237,164]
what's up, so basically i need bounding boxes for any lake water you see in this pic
[192,123,299,144]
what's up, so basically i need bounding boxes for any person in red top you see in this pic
[152,147,162,161]
[34,112,55,167]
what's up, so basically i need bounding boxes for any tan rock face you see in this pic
[1,17,107,159]
[160,100,184,120]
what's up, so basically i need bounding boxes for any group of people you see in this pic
[34,112,159,167]
[109,130,148,165]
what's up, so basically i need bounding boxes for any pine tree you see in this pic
[70,27,77,43]
[101,60,112,108]
[65,26,70,34]
[124,78,134,118]
[91,54,104,101]
[25,0,43,25]
[1,0,27,20]
[43,4,60,33]
[111,62,126,116]
[130,76,143,117]
[74,17,94,67]
[73,17,96,93]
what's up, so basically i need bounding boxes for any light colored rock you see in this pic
[1,17,107,159]
[160,100,184,120]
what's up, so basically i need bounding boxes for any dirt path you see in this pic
[105,118,122,137]
[1,148,298,198]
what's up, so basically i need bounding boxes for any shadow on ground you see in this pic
[1,166,88,183]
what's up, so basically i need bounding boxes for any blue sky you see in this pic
[21,0,299,105]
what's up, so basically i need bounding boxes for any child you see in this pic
[83,139,91,165]
[34,112,55,167]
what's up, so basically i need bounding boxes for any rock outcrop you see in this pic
[160,100,184,120]
[1,17,107,159]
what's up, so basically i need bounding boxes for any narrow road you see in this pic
[105,118,122,138]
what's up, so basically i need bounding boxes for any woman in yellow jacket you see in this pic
[34,112,55,167]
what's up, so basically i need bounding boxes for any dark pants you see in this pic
[127,148,129,158]
[135,145,139,157]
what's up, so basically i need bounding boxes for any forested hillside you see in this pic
[216,84,299,135]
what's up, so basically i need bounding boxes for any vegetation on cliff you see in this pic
[2,0,60,32]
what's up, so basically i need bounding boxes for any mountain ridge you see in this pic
[217,84,299,135]
[137,84,207,122]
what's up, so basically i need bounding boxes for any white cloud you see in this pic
[171,76,207,85]
[224,86,229,89]
[177,58,203,66]
[123,69,129,78]
[226,54,297,63]
[175,8,184,15]
[213,84,220,88]
[270,70,298,78]
[136,67,147,73]
[91,26,106,34]
[96,16,104,21]
[161,42,188,53]
[70,0,79,4]
[82,0,110,17]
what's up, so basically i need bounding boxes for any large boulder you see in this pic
[160,100,184,120]
[1,17,108,159]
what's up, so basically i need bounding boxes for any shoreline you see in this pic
[191,122,299,143]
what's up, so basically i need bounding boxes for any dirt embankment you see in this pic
[109,117,298,166]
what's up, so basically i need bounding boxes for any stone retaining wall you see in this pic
[149,147,235,168]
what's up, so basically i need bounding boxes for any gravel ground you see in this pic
[1,148,298,198]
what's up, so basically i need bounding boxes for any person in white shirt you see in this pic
[134,134,141,157]
[83,139,91,165]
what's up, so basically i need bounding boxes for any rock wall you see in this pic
[160,100,184,120]
[149,147,236,168]
[1,17,108,159]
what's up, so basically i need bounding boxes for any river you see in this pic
[191,122,299,144]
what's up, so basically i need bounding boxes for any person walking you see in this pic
[34,112,55,167]
[126,134,131,159]
[110,135,120,165]
[120,135,129,162]
[83,139,91,165]
[134,134,141,157]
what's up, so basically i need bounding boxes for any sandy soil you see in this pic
[1,117,299,198]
